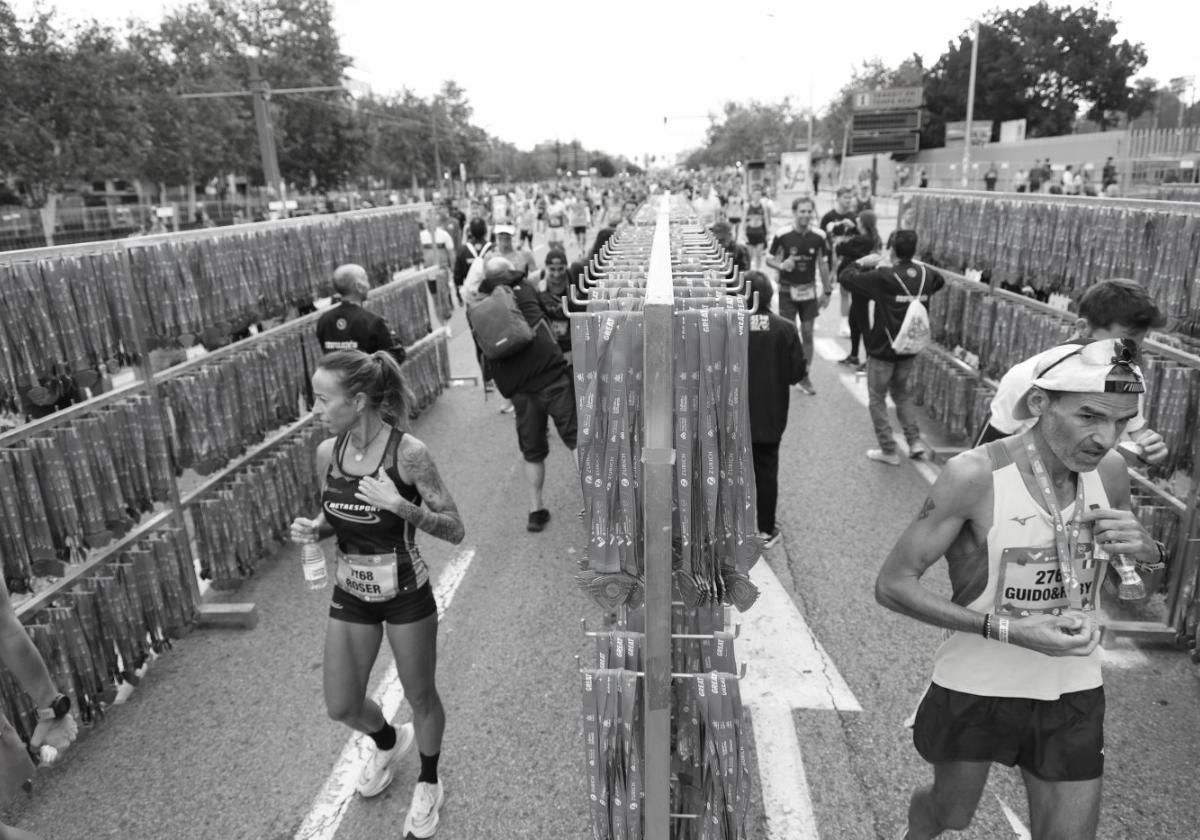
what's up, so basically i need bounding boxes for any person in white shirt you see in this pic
[978,279,1169,465]
[566,191,591,256]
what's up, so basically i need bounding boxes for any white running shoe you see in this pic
[866,448,901,466]
[356,722,415,798]
[404,780,445,838]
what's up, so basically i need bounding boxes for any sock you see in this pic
[418,751,440,784]
[368,723,397,751]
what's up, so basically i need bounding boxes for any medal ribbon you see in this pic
[1022,437,1086,611]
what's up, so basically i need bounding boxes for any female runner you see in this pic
[291,349,464,839]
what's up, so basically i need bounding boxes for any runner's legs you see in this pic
[905,760,991,839]
[323,618,387,733]
[386,612,444,757]
[1021,771,1102,840]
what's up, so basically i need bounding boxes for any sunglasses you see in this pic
[1034,338,1142,387]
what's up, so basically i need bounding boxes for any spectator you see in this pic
[589,209,623,262]
[1029,160,1043,194]
[1015,167,1029,193]
[833,210,883,370]
[492,224,538,279]
[316,264,393,354]
[471,257,577,533]
[745,271,806,549]
[1102,157,1118,191]
[840,230,946,464]
[453,218,492,307]
[621,198,639,227]
[918,169,929,188]
[535,248,580,363]
[711,221,751,275]
[984,164,999,191]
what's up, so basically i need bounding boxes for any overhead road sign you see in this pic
[849,132,920,156]
[853,87,924,111]
[851,110,921,133]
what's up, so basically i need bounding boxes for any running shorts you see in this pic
[572,225,587,236]
[778,291,819,324]
[912,682,1105,782]
[329,581,436,625]
[745,228,766,246]
[512,371,577,462]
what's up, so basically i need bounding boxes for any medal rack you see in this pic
[572,196,759,839]
[0,206,455,744]
[909,265,1200,656]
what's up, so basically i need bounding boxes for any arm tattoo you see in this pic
[399,439,465,544]
[916,496,936,521]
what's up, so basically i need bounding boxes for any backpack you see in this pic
[467,284,534,360]
[886,266,931,354]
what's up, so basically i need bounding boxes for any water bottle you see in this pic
[300,542,328,590]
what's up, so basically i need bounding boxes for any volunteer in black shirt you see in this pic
[711,221,751,275]
[316,264,393,354]
[746,271,806,549]
[766,195,830,395]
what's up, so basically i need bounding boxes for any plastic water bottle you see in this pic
[300,543,328,590]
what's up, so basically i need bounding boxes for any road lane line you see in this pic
[994,793,1033,839]
[294,547,476,840]
[749,703,821,840]
[742,552,861,840]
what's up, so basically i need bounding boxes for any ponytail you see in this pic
[316,349,409,428]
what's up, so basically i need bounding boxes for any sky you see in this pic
[12,0,1200,163]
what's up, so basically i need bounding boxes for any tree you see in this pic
[683,99,811,169]
[922,3,1147,143]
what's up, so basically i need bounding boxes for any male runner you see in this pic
[979,279,1168,465]
[742,186,772,269]
[876,338,1165,840]
[766,196,830,395]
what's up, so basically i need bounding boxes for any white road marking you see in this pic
[994,793,1033,839]
[741,560,861,712]
[294,547,476,840]
[742,554,862,840]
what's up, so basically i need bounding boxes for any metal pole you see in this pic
[642,194,675,840]
[432,102,442,200]
[962,22,980,189]
[249,59,285,214]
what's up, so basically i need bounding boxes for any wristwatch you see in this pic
[35,693,71,723]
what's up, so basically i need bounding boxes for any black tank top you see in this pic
[322,427,423,556]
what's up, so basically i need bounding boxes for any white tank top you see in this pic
[931,442,1109,700]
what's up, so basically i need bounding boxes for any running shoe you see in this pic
[797,379,816,395]
[527,509,551,532]
[404,780,445,838]
[838,355,860,367]
[866,449,901,466]
[909,441,930,460]
[357,722,415,798]
[759,528,782,550]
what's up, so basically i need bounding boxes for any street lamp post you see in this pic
[962,21,980,189]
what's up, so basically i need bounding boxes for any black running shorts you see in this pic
[745,228,766,246]
[778,292,820,325]
[572,225,587,235]
[329,582,436,625]
[912,682,1105,782]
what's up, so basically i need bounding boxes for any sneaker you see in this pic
[404,780,445,838]
[838,355,860,367]
[856,363,867,374]
[759,528,782,550]
[356,722,415,798]
[527,509,551,532]
[797,379,816,395]
[909,440,930,460]
[866,449,901,466]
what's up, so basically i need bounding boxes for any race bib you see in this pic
[789,284,817,302]
[336,552,403,602]
[994,544,1103,616]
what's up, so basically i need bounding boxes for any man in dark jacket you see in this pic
[746,271,806,548]
[475,256,577,532]
[315,263,393,353]
[711,221,751,275]
[840,230,945,465]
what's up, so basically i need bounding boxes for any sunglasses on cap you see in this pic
[1034,338,1141,386]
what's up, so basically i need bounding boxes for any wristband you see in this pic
[981,613,991,640]
[998,616,1010,645]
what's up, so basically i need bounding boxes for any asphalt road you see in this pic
[6,207,1200,840]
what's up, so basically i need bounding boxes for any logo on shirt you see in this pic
[335,318,348,331]
[906,268,918,278]
[1010,513,1037,526]
[324,501,381,525]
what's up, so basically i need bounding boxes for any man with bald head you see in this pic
[316,263,393,353]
